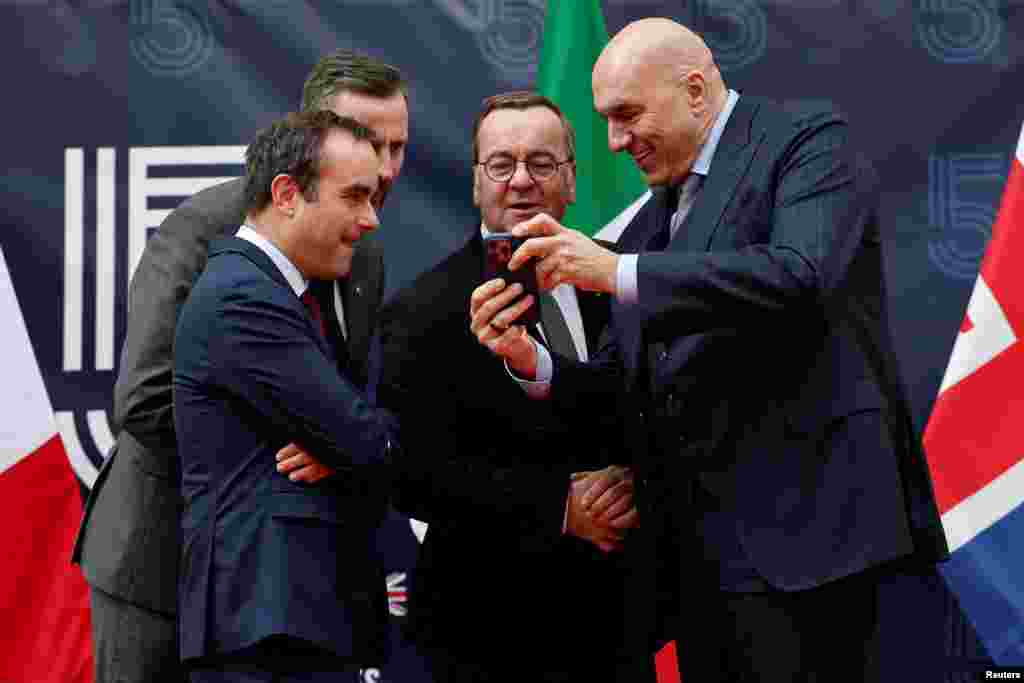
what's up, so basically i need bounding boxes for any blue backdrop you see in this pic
[3,1,1022,680]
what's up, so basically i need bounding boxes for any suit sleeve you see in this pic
[635,114,878,341]
[114,193,241,452]
[213,283,396,469]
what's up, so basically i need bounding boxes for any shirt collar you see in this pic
[691,89,740,177]
[236,224,308,297]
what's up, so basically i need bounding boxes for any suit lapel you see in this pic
[671,96,764,253]
[210,237,331,358]
[339,243,382,369]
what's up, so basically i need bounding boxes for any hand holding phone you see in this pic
[482,233,540,327]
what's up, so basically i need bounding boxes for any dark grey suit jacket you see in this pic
[72,178,386,616]
[551,97,947,637]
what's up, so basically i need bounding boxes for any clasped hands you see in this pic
[566,465,639,554]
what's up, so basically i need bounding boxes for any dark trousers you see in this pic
[186,636,359,683]
[675,569,880,683]
[90,585,183,683]
[425,650,655,683]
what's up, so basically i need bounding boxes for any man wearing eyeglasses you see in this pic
[376,92,653,682]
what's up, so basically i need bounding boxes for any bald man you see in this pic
[472,18,947,682]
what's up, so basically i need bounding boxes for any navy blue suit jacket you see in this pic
[552,96,947,601]
[173,237,397,665]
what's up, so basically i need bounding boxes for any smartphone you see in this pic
[482,233,540,327]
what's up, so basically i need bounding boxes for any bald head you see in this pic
[593,18,727,187]
[598,18,716,86]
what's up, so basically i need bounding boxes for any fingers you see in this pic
[580,468,622,509]
[608,507,640,530]
[470,282,529,333]
[275,442,302,463]
[288,462,333,484]
[276,449,334,483]
[594,486,634,522]
[507,235,559,273]
[590,479,634,519]
[511,212,562,239]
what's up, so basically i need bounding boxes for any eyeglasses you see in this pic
[476,153,574,183]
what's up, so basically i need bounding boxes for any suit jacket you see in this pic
[72,178,386,619]
[173,237,396,664]
[551,97,948,604]
[376,232,645,670]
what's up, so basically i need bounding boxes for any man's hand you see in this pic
[275,442,334,484]
[509,213,619,294]
[579,465,640,530]
[566,476,626,553]
[469,278,538,378]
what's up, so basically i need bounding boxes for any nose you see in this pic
[507,160,535,189]
[608,120,630,152]
[378,147,396,184]
[361,202,380,234]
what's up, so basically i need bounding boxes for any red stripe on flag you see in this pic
[0,434,93,683]
[980,158,1024,329]
[655,640,681,683]
[925,156,1024,513]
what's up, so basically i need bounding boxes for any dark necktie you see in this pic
[646,184,681,252]
[302,282,350,369]
[537,291,578,360]
[301,286,328,339]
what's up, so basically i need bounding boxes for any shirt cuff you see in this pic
[504,336,552,399]
[562,479,572,534]
[616,254,639,305]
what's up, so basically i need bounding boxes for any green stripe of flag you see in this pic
[537,0,647,237]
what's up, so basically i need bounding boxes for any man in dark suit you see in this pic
[376,92,652,682]
[173,110,398,681]
[71,50,407,682]
[474,18,948,682]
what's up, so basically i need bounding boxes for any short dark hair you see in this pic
[472,91,576,164]
[301,49,408,112]
[244,110,378,214]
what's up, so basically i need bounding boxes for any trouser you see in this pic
[675,568,881,683]
[186,635,360,683]
[90,585,183,683]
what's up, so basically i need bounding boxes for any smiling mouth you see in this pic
[508,203,540,212]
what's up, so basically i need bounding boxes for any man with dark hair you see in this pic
[477,18,947,682]
[376,91,653,682]
[72,50,408,683]
[173,109,397,682]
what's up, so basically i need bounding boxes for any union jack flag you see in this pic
[924,121,1024,664]
[386,572,408,617]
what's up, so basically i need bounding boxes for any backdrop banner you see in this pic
[3,1,1020,680]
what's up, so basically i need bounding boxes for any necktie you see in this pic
[646,184,681,252]
[648,174,702,251]
[301,287,328,340]
[538,291,578,360]
[306,281,351,370]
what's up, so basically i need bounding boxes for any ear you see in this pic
[562,162,577,205]
[270,173,302,216]
[472,165,482,207]
[684,69,708,115]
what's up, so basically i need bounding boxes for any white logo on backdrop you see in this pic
[60,145,244,485]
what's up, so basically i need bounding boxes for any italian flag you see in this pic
[538,2,674,681]
[0,247,94,682]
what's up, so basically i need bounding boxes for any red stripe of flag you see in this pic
[0,434,93,682]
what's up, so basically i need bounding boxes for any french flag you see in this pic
[924,122,1024,664]
[0,247,94,681]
